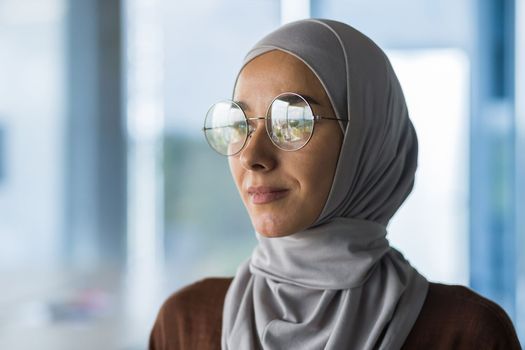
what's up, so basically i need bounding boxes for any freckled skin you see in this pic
[229,50,343,237]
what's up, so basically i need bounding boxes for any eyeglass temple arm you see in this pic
[314,115,347,121]
[202,116,346,131]
[246,116,346,122]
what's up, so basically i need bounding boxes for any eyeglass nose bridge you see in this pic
[245,116,268,139]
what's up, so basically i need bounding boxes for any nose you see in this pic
[239,119,277,171]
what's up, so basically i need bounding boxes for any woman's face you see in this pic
[230,50,343,237]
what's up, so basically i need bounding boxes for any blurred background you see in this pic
[0,0,523,348]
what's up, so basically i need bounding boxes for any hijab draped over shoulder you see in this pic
[221,18,428,350]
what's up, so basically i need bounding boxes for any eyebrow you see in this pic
[234,94,321,112]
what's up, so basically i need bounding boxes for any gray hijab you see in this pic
[221,18,428,350]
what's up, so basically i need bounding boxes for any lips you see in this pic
[246,186,289,204]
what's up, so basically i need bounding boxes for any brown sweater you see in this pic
[149,278,522,350]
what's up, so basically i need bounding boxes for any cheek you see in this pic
[295,155,336,215]
[228,157,244,193]
[294,133,342,219]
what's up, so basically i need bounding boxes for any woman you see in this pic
[150,19,521,349]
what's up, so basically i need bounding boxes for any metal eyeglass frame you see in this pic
[203,91,346,156]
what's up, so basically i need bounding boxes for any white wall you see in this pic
[387,49,470,285]
[0,0,65,268]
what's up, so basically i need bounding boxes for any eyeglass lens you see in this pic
[204,93,315,156]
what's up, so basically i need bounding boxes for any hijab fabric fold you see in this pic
[221,19,429,350]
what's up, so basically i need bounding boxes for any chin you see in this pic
[251,216,297,238]
[248,205,318,238]
[257,230,293,238]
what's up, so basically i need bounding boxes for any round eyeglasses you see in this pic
[203,92,345,156]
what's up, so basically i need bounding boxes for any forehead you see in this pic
[234,50,327,102]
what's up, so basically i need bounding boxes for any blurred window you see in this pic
[159,0,281,290]
[387,49,470,285]
[0,0,65,269]
[0,125,5,183]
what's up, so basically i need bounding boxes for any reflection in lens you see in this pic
[267,94,314,151]
[204,101,247,155]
